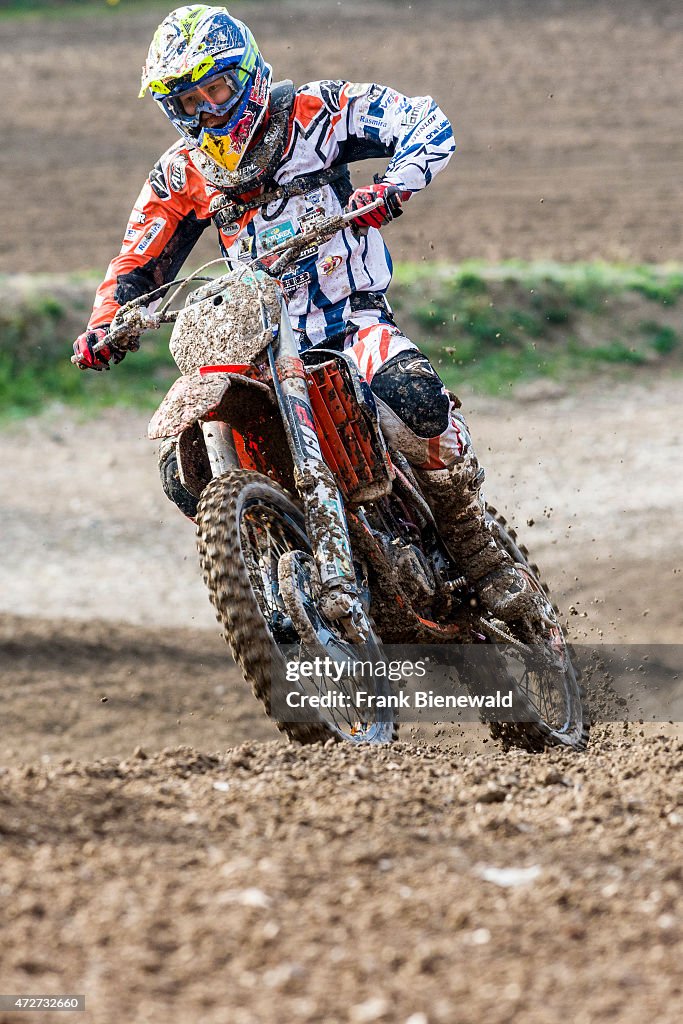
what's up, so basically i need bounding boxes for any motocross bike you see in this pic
[75,200,589,750]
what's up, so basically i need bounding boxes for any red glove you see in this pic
[347,182,409,232]
[73,326,127,371]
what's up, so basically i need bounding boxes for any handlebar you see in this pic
[70,306,175,363]
[71,197,385,363]
[257,198,384,277]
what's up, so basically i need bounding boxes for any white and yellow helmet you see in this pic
[140,5,272,172]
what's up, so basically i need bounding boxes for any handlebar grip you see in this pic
[343,197,385,220]
[70,316,143,365]
[384,188,404,219]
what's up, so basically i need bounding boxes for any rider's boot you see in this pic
[414,451,537,621]
[372,379,535,622]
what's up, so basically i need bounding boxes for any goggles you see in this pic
[157,69,246,131]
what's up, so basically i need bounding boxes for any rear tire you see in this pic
[479,507,590,752]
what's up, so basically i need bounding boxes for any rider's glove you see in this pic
[73,327,128,372]
[346,182,409,233]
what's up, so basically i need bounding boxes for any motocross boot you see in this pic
[415,452,537,622]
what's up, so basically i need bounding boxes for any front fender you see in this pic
[148,369,272,439]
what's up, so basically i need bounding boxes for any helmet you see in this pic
[140,5,272,173]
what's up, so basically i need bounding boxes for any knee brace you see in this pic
[371,352,451,436]
[371,353,470,469]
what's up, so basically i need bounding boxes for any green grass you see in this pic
[631,273,683,306]
[643,323,678,355]
[0,274,176,420]
[1,261,681,418]
[391,260,682,394]
[0,332,176,422]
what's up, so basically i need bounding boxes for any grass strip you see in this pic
[1,262,681,421]
[391,260,682,395]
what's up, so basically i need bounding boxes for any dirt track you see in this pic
[2,0,683,1019]
[1,735,682,1024]
[3,376,682,650]
[1,375,682,1020]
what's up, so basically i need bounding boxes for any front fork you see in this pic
[201,420,239,476]
[267,297,369,642]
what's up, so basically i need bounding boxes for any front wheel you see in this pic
[195,469,395,744]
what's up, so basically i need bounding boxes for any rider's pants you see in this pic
[344,314,470,469]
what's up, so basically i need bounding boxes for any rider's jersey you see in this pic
[88,80,455,346]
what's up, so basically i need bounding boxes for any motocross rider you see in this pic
[73,4,534,623]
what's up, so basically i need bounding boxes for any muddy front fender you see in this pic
[147,369,272,440]
[148,368,294,496]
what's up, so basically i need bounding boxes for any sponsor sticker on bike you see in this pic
[320,496,354,567]
[287,396,322,460]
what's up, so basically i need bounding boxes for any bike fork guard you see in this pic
[269,300,362,627]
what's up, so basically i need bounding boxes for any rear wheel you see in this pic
[475,508,589,752]
[196,469,395,744]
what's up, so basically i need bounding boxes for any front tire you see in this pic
[196,469,395,744]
